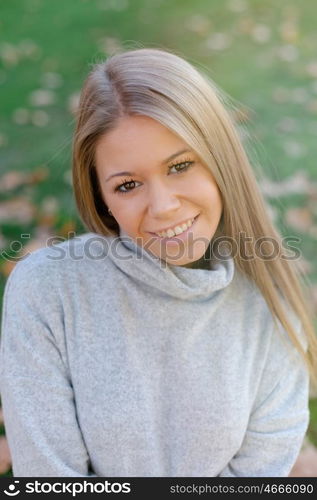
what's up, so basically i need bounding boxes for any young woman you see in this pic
[1,47,316,477]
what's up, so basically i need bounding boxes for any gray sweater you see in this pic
[0,230,309,477]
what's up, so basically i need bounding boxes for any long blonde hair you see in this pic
[72,47,317,386]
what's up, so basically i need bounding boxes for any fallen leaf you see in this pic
[306,62,317,78]
[0,42,19,66]
[36,214,58,228]
[28,165,49,184]
[291,87,309,104]
[227,0,248,13]
[67,92,80,115]
[205,32,232,51]
[12,108,30,125]
[0,197,36,223]
[0,171,27,191]
[41,196,59,215]
[276,44,299,62]
[251,24,271,44]
[59,220,76,238]
[97,36,123,55]
[308,226,317,239]
[29,89,56,106]
[63,169,72,185]
[284,207,313,232]
[18,232,52,258]
[276,116,298,133]
[0,166,49,193]
[31,110,50,127]
[0,436,11,475]
[306,99,317,113]
[0,260,16,278]
[283,140,306,158]
[279,21,299,43]
[236,17,255,35]
[185,15,211,35]
[289,442,317,477]
[272,86,290,103]
[259,170,317,198]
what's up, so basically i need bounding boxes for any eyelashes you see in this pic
[114,160,195,195]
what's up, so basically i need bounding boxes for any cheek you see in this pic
[196,179,222,209]
[108,200,143,233]
[213,188,223,212]
[100,183,144,234]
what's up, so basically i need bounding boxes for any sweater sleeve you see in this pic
[0,256,97,477]
[218,321,310,477]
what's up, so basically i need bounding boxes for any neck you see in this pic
[181,245,212,270]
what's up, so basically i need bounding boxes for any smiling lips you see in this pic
[152,216,197,238]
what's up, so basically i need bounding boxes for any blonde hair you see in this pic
[72,46,317,386]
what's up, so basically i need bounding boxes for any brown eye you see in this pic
[169,161,194,174]
[115,179,141,194]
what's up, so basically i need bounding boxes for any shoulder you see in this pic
[229,263,305,365]
[3,232,115,298]
[228,263,271,323]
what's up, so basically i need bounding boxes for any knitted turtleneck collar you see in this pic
[98,228,235,301]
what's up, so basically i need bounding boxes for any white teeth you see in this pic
[166,228,175,238]
[156,218,195,238]
[174,226,184,235]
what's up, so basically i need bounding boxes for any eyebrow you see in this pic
[105,148,191,182]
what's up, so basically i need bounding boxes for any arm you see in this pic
[218,326,310,477]
[0,256,97,477]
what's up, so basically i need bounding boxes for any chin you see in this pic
[144,234,212,266]
[163,248,208,267]
[166,257,193,267]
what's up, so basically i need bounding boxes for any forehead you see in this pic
[95,115,189,170]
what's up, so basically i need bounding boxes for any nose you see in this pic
[147,180,181,219]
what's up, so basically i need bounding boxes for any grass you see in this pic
[1,0,317,476]
[309,398,317,446]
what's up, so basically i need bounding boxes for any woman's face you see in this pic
[95,115,223,266]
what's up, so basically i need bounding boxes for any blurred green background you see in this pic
[1,0,317,477]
